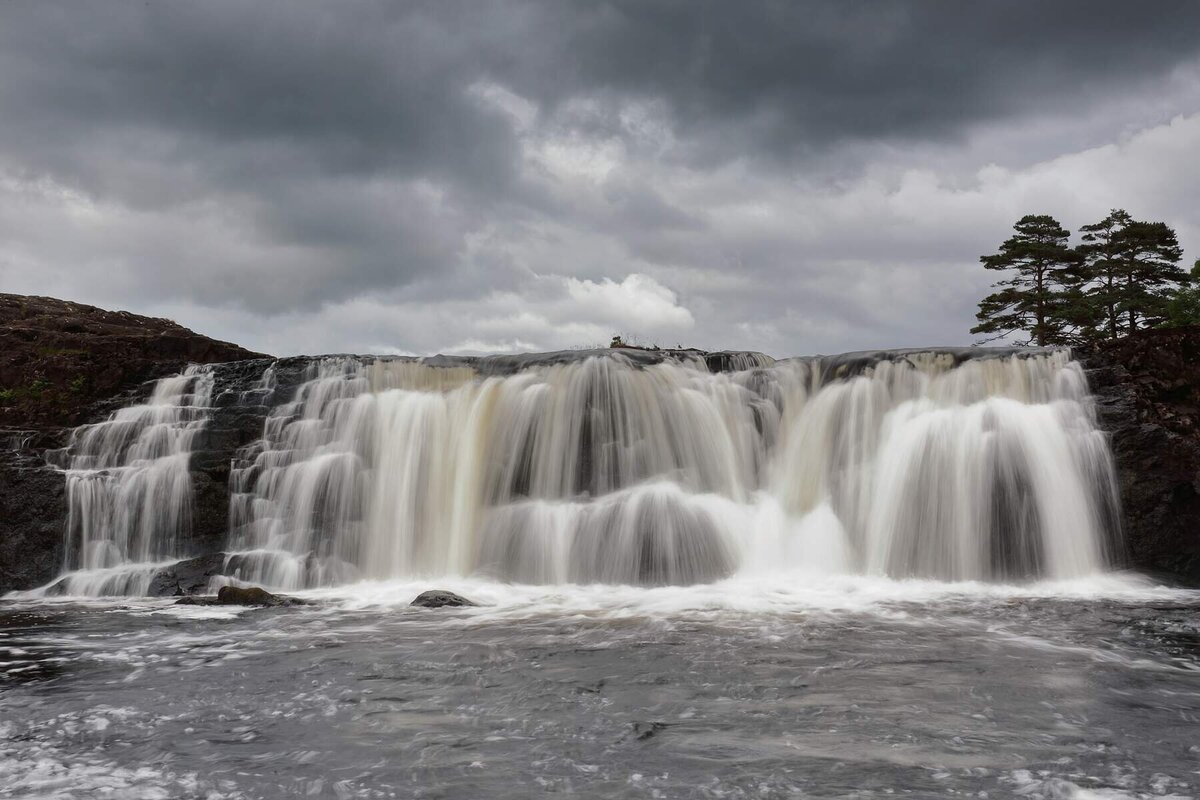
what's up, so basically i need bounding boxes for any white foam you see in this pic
[289,570,1197,623]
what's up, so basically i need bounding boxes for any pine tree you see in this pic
[1163,260,1200,328]
[1113,220,1186,332]
[972,215,1083,346]
[1077,209,1132,341]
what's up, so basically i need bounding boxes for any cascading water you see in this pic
[31,348,1122,596]
[45,365,215,595]
[211,348,1121,591]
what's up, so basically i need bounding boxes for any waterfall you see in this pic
[37,348,1123,595]
[46,366,214,595]
[220,348,1120,589]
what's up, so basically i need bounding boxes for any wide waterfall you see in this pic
[39,348,1123,595]
[219,348,1119,590]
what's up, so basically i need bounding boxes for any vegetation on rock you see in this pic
[0,293,265,430]
[973,211,1190,346]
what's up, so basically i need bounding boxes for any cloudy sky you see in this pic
[3,1,1200,358]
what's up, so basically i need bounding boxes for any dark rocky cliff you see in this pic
[0,294,266,594]
[0,294,262,430]
[1080,327,1200,585]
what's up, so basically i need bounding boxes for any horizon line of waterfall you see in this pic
[47,365,215,594]
[221,347,1121,590]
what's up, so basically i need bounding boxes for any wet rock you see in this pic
[0,442,65,595]
[629,721,670,741]
[574,679,606,695]
[175,584,307,607]
[40,577,68,597]
[147,553,226,597]
[411,589,477,608]
[1081,326,1200,585]
[217,585,303,606]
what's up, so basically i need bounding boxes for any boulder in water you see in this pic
[411,589,477,608]
[148,552,226,597]
[175,584,307,607]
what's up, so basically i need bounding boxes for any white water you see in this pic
[214,349,1120,591]
[46,366,214,595]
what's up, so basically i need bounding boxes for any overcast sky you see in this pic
[3,1,1200,358]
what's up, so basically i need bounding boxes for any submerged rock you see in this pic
[175,584,307,607]
[147,553,226,597]
[629,721,671,741]
[411,589,477,608]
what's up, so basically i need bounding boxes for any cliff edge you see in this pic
[0,293,263,430]
[0,294,267,594]
[1081,327,1200,584]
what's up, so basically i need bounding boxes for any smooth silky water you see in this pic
[3,349,1199,798]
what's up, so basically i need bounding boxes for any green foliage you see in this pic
[1163,260,1200,328]
[1074,210,1185,341]
[972,215,1083,347]
[68,375,87,394]
[34,346,88,358]
[0,376,62,407]
[1076,209,1133,341]
[974,209,1191,345]
[1113,220,1186,332]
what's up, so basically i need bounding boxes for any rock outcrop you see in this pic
[147,553,228,597]
[1080,327,1200,584]
[0,293,263,430]
[0,435,67,597]
[0,294,267,595]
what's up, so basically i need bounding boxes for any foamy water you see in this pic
[3,580,1198,799]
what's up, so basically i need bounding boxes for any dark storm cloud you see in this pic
[513,0,1200,161]
[1,1,1199,353]
[7,0,1199,185]
[0,3,519,186]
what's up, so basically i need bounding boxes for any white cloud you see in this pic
[565,273,695,331]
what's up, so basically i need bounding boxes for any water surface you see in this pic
[3,576,1199,799]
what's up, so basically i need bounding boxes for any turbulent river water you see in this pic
[3,578,1200,799]
[3,348,1199,798]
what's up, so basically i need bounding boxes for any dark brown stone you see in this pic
[0,293,264,430]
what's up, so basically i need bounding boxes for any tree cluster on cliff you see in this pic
[972,210,1195,346]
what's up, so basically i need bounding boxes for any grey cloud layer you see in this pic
[1,1,1199,355]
